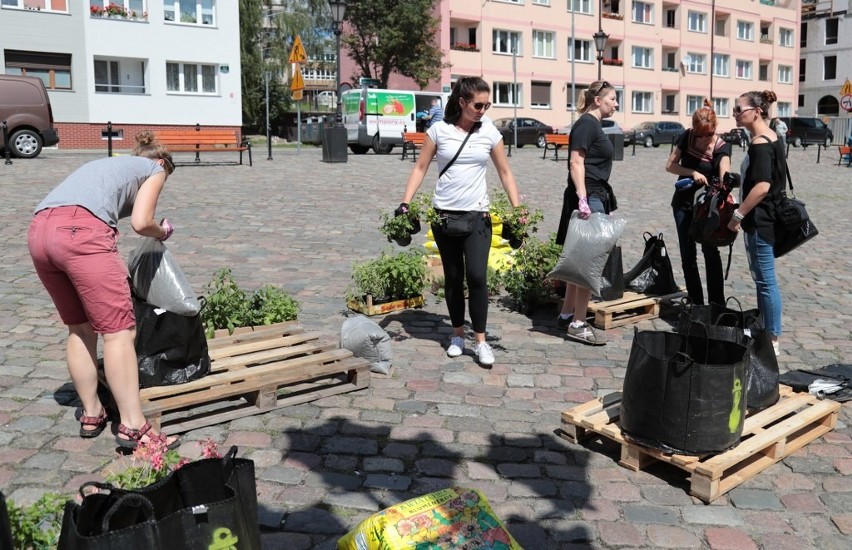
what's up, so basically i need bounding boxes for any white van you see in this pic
[341,87,448,154]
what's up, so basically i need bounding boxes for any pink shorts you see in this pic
[28,206,135,334]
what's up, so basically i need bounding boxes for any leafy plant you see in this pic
[490,191,544,246]
[500,234,563,311]
[7,492,66,550]
[201,268,299,338]
[431,266,502,300]
[349,248,428,302]
[378,201,422,245]
[105,438,221,490]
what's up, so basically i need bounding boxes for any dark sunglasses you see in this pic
[733,105,756,116]
[162,157,176,173]
[464,99,491,111]
[593,81,612,95]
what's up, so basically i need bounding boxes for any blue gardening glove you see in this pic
[394,203,409,217]
[158,218,174,241]
[578,197,591,220]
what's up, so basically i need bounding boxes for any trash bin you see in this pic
[609,133,624,161]
[321,124,348,163]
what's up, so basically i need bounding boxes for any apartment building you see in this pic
[341,0,799,134]
[0,0,241,150]
[799,0,852,122]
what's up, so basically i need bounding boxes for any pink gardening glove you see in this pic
[158,218,174,242]
[578,197,592,220]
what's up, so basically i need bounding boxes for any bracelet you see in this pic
[733,209,745,221]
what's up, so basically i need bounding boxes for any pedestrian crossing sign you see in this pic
[840,79,852,97]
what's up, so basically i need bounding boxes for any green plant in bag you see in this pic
[500,234,562,311]
[7,492,66,550]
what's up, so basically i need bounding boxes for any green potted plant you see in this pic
[379,201,422,247]
[490,191,544,249]
[348,248,429,314]
[499,233,563,313]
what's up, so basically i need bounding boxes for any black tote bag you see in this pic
[624,232,679,296]
[598,245,624,301]
[676,300,779,412]
[0,491,13,550]
[58,447,260,550]
[134,298,211,388]
[620,327,748,455]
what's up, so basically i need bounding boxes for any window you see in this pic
[777,102,791,118]
[94,57,148,94]
[712,98,729,117]
[4,50,71,89]
[735,60,752,80]
[759,63,769,82]
[166,61,217,93]
[632,91,653,113]
[799,59,806,82]
[664,51,676,70]
[662,94,676,113]
[567,0,591,14]
[495,0,522,3]
[90,0,146,18]
[493,29,522,55]
[530,81,550,108]
[760,26,771,43]
[712,54,729,77]
[533,30,555,59]
[687,11,706,33]
[632,1,653,24]
[777,65,792,84]
[736,21,753,41]
[825,18,838,45]
[715,18,726,37]
[94,60,119,92]
[800,22,807,47]
[797,94,804,108]
[164,0,215,25]
[779,28,793,47]
[665,9,676,29]
[532,0,549,4]
[493,81,522,106]
[686,53,706,74]
[631,46,653,69]
[686,95,703,114]
[1,0,68,12]
[568,39,592,62]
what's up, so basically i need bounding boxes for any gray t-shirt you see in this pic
[36,156,164,227]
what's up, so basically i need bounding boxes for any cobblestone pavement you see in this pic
[1,141,850,550]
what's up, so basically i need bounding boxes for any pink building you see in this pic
[343,0,800,133]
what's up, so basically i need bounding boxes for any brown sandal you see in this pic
[79,408,108,438]
[115,421,179,450]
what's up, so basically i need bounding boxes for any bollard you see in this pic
[106,121,113,157]
[631,138,636,156]
[194,123,201,163]
[816,143,821,164]
[2,121,11,165]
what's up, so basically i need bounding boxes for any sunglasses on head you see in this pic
[593,81,612,95]
[464,99,491,111]
[162,157,176,173]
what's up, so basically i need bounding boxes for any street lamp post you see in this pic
[593,29,609,81]
[328,0,347,125]
[265,70,272,161]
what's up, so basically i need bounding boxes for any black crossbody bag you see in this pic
[435,123,483,237]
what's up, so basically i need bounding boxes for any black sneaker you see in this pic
[555,314,574,330]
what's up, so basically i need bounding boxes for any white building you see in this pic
[0,0,242,149]
[799,1,852,119]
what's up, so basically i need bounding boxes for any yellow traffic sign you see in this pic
[290,67,304,92]
[289,36,307,64]
[841,79,852,97]
[292,89,303,101]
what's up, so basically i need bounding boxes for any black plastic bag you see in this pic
[620,327,748,455]
[598,245,624,301]
[0,491,13,550]
[624,232,679,295]
[58,447,260,550]
[134,298,211,388]
[677,300,779,412]
[779,364,852,402]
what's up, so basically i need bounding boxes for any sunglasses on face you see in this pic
[464,99,491,111]
[733,106,756,116]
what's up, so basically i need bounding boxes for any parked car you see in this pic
[719,128,749,148]
[624,121,686,148]
[559,119,624,136]
[779,117,833,148]
[0,74,60,158]
[493,117,554,148]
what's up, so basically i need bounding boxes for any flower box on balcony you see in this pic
[602,59,623,66]
[451,43,479,52]
[602,12,624,20]
[662,67,679,72]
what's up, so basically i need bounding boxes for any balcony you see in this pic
[602,58,623,66]
[90,6,148,21]
[602,12,624,21]
[760,35,773,44]
[450,43,479,52]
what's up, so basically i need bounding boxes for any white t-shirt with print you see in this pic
[426,117,503,211]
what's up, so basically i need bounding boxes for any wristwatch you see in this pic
[733,209,745,221]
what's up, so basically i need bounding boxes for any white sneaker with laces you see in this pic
[474,342,495,366]
[447,336,465,358]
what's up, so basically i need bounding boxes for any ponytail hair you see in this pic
[576,80,614,113]
[132,131,174,175]
[739,90,777,120]
[692,98,717,135]
[443,76,490,125]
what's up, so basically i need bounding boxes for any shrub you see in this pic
[349,248,428,302]
[7,492,66,550]
[500,234,563,311]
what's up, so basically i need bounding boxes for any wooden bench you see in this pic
[838,145,851,166]
[542,133,569,160]
[401,132,427,161]
[155,127,252,166]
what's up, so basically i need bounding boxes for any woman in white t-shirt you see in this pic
[399,77,521,366]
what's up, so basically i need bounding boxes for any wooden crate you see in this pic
[138,322,370,433]
[587,290,686,330]
[559,386,841,503]
[347,295,425,316]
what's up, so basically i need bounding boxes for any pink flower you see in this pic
[199,438,221,459]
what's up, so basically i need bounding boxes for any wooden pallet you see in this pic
[138,322,370,433]
[587,290,686,330]
[347,295,425,316]
[559,385,841,503]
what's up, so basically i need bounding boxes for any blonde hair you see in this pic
[577,80,614,113]
[132,131,174,175]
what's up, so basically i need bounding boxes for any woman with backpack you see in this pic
[665,100,732,307]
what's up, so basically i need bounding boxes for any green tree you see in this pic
[240,0,267,130]
[342,0,444,89]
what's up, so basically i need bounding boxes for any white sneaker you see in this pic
[447,336,465,358]
[474,342,495,366]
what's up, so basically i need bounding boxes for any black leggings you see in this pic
[432,213,492,333]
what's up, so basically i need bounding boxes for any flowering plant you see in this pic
[490,191,543,248]
[602,58,623,66]
[105,438,221,490]
[105,3,128,17]
[451,42,479,52]
[90,5,105,16]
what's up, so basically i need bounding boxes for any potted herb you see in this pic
[490,191,544,249]
[499,234,563,313]
[379,201,422,246]
[348,248,429,314]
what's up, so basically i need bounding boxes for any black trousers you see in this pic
[431,213,492,333]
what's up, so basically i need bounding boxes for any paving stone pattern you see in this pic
[0,143,850,549]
